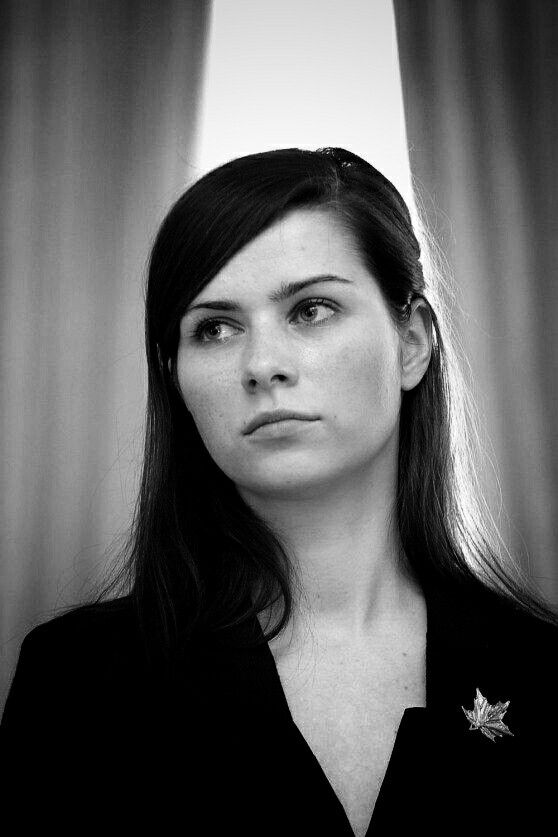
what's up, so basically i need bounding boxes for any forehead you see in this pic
[201,208,365,296]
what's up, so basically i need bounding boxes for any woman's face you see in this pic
[176,207,409,500]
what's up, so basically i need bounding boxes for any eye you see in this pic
[190,297,339,344]
[191,319,237,343]
[293,298,338,326]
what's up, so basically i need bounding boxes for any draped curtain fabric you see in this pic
[394,0,558,606]
[0,0,209,709]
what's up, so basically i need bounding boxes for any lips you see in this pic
[243,410,319,435]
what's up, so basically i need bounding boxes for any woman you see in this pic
[2,147,557,836]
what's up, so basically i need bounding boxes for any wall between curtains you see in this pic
[0,0,209,709]
[393,0,558,605]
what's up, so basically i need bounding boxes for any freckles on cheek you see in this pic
[344,338,397,406]
[180,359,229,411]
[190,394,225,434]
[182,372,235,442]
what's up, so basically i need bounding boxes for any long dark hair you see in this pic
[95,147,557,661]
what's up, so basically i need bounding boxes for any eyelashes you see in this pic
[190,297,339,344]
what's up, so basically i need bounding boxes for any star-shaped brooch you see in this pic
[462,688,514,742]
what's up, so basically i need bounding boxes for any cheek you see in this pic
[176,360,233,442]
[175,326,401,480]
[327,333,400,418]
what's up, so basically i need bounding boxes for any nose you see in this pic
[241,325,299,394]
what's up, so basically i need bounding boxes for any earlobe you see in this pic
[167,357,179,389]
[168,357,191,414]
[400,299,433,392]
[167,357,180,392]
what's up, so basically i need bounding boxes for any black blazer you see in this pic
[1,572,557,836]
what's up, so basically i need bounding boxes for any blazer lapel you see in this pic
[384,573,532,832]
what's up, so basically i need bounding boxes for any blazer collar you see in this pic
[180,570,521,731]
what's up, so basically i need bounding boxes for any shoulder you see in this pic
[19,596,140,665]
[4,596,146,715]
[468,578,558,646]
[26,595,138,640]
[428,571,558,681]
[429,569,558,633]
[1,596,154,745]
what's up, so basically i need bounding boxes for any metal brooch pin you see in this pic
[462,688,514,742]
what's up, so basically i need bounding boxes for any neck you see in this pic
[239,438,423,643]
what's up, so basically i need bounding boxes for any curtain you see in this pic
[393,0,558,605]
[0,0,209,709]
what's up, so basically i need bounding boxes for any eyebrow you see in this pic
[184,274,353,315]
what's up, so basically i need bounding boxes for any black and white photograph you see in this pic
[1,1,557,834]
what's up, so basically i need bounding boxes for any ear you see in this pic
[167,357,180,393]
[168,357,191,413]
[399,298,433,392]
[167,357,180,385]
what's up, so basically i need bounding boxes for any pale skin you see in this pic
[176,207,432,836]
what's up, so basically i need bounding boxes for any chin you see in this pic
[237,461,343,496]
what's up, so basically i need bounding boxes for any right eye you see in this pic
[191,318,237,343]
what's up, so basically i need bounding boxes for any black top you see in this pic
[1,573,557,835]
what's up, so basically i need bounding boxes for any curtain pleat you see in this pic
[0,0,210,709]
[394,0,558,605]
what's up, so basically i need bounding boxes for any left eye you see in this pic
[293,298,338,325]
